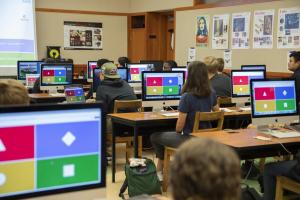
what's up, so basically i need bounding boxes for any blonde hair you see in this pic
[203,56,219,74]
[0,79,30,105]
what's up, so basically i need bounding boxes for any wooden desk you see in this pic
[109,109,251,182]
[29,93,66,103]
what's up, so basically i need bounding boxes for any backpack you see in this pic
[119,158,162,199]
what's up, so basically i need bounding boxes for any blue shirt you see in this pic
[178,91,217,135]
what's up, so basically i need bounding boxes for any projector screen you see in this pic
[0,0,37,76]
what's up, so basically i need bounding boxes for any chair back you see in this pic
[193,111,224,132]
[113,99,143,113]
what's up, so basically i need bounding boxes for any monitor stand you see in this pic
[48,88,58,95]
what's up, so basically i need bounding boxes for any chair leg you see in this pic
[275,177,284,200]
[138,136,143,158]
[162,149,171,192]
[125,141,132,163]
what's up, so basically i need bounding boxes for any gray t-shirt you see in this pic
[210,74,231,97]
[178,91,217,135]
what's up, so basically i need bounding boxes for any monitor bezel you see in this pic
[0,103,106,199]
[141,71,185,101]
[126,63,154,83]
[230,69,266,98]
[250,78,299,119]
[17,60,44,81]
[241,64,266,71]
[87,61,97,81]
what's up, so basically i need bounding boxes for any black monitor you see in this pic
[17,61,44,81]
[241,65,266,71]
[140,60,163,71]
[0,103,106,199]
[172,66,188,80]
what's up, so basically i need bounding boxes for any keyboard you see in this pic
[160,112,179,117]
[269,131,300,138]
[239,107,251,111]
[49,93,65,97]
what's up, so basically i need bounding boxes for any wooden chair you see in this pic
[107,100,143,162]
[162,111,224,192]
[275,176,300,200]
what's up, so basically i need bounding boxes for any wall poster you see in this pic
[196,15,209,48]
[231,12,251,49]
[212,14,229,49]
[253,10,274,49]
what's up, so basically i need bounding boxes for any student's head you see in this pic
[97,58,110,69]
[216,58,225,73]
[204,56,219,75]
[288,51,300,72]
[100,62,120,81]
[118,57,130,68]
[170,138,241,200]
[182,61,211,97]
[163,60,177,71]
[0,79,30,105]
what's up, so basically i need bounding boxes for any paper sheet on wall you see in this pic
[196,15,209,48]
[231,12,251,49]
[212,14,229,49]
[253,10,274,49]
[277,7,300,49]
[224,50,232,68]
[188,47,196,62]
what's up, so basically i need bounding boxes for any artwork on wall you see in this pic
[253,10,274,49]
[277,7,300,49]
[231,12,251,49]
[212,14,229,49]
[64,21,103,50]
[196,15,209,48]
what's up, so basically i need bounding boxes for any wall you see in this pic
[129,0,193,13]
[175,0,300,72]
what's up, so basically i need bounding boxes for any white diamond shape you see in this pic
[0,139,6,152]
[62,132,76,146]
[0,173,6,186]
[63,164,75,177]
[283,90,287,96]
[169,79,172,83]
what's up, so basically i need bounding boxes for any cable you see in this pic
[277,141,292,155]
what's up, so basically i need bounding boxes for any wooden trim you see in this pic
[176,0,280,12]
[36,8,128,16]
[223,69,292,78]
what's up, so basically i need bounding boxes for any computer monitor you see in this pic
[118,67,128,81]
[172,67,188,80]
[87,61,97,82]
[141,71,185,111]
[231,70,266,105]
[140,60,163,71]
[26,74,40,88]
[17,61,44,82]
[64,85,85,103]
[92,68,101,92]
[40,63,73,92]
[250,79,299,129]
[0,103,106,199]
[241,65,266,71]
[127,63,154,88]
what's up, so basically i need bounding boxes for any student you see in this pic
[0,79,30,105]
[117,56,130,68]
[150,61,219,180]
[204,56,231,97]
[170,138,241,200]
[288,51,300,103]
[163,60,177,71]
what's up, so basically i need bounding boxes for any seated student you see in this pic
[288,51,300,103]
[117,56,130,68]
[216,57,230,77]
[0,79,30,105]
[163,60,178,71]
[204,56,231,97]
[170,138,241,200]
[263,152,300,200]
[151,61,219,180]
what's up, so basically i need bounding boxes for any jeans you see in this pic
[150,131,190,160]
[263,160,298,200]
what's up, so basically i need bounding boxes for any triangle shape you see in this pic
[0,139,6,152]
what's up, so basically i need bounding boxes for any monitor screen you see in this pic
[127,63,154,83]
[250,79,298,117]
[231,70,266,97]
[64,85,85,103]
[140,60,163,71]
[40,64,73,87]
[118,67,127,81]
[142,71,185,101]
[0,103,105,199]
[87,61,97,80]
[93,68,101,92]
[17,61,44,81]
[241,65,266,71]
[26,74,40,88]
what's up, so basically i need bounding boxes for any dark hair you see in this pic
[170,138,241,200]
[165,60,178,68]
[97,59,110,68]
[216,58,224,72]
[182,61,211,97]
[290,51,300,62]
[118,57,130,67]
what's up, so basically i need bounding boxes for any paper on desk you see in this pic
[220,108,234,112]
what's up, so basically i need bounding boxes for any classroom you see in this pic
[0,0,300,199]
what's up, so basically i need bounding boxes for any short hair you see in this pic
[118,57,130,67]
[0,79,30,105]
[204,56,219,74]
[290,51,300,63]
[216,58,225,72]
[170,138,241,200]
[97,59,110,68]
[164,60,178,68]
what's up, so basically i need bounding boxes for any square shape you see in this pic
[63,164,75,178]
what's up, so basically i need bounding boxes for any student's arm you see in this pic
[213,104,220,111]
[176,112,187,133]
